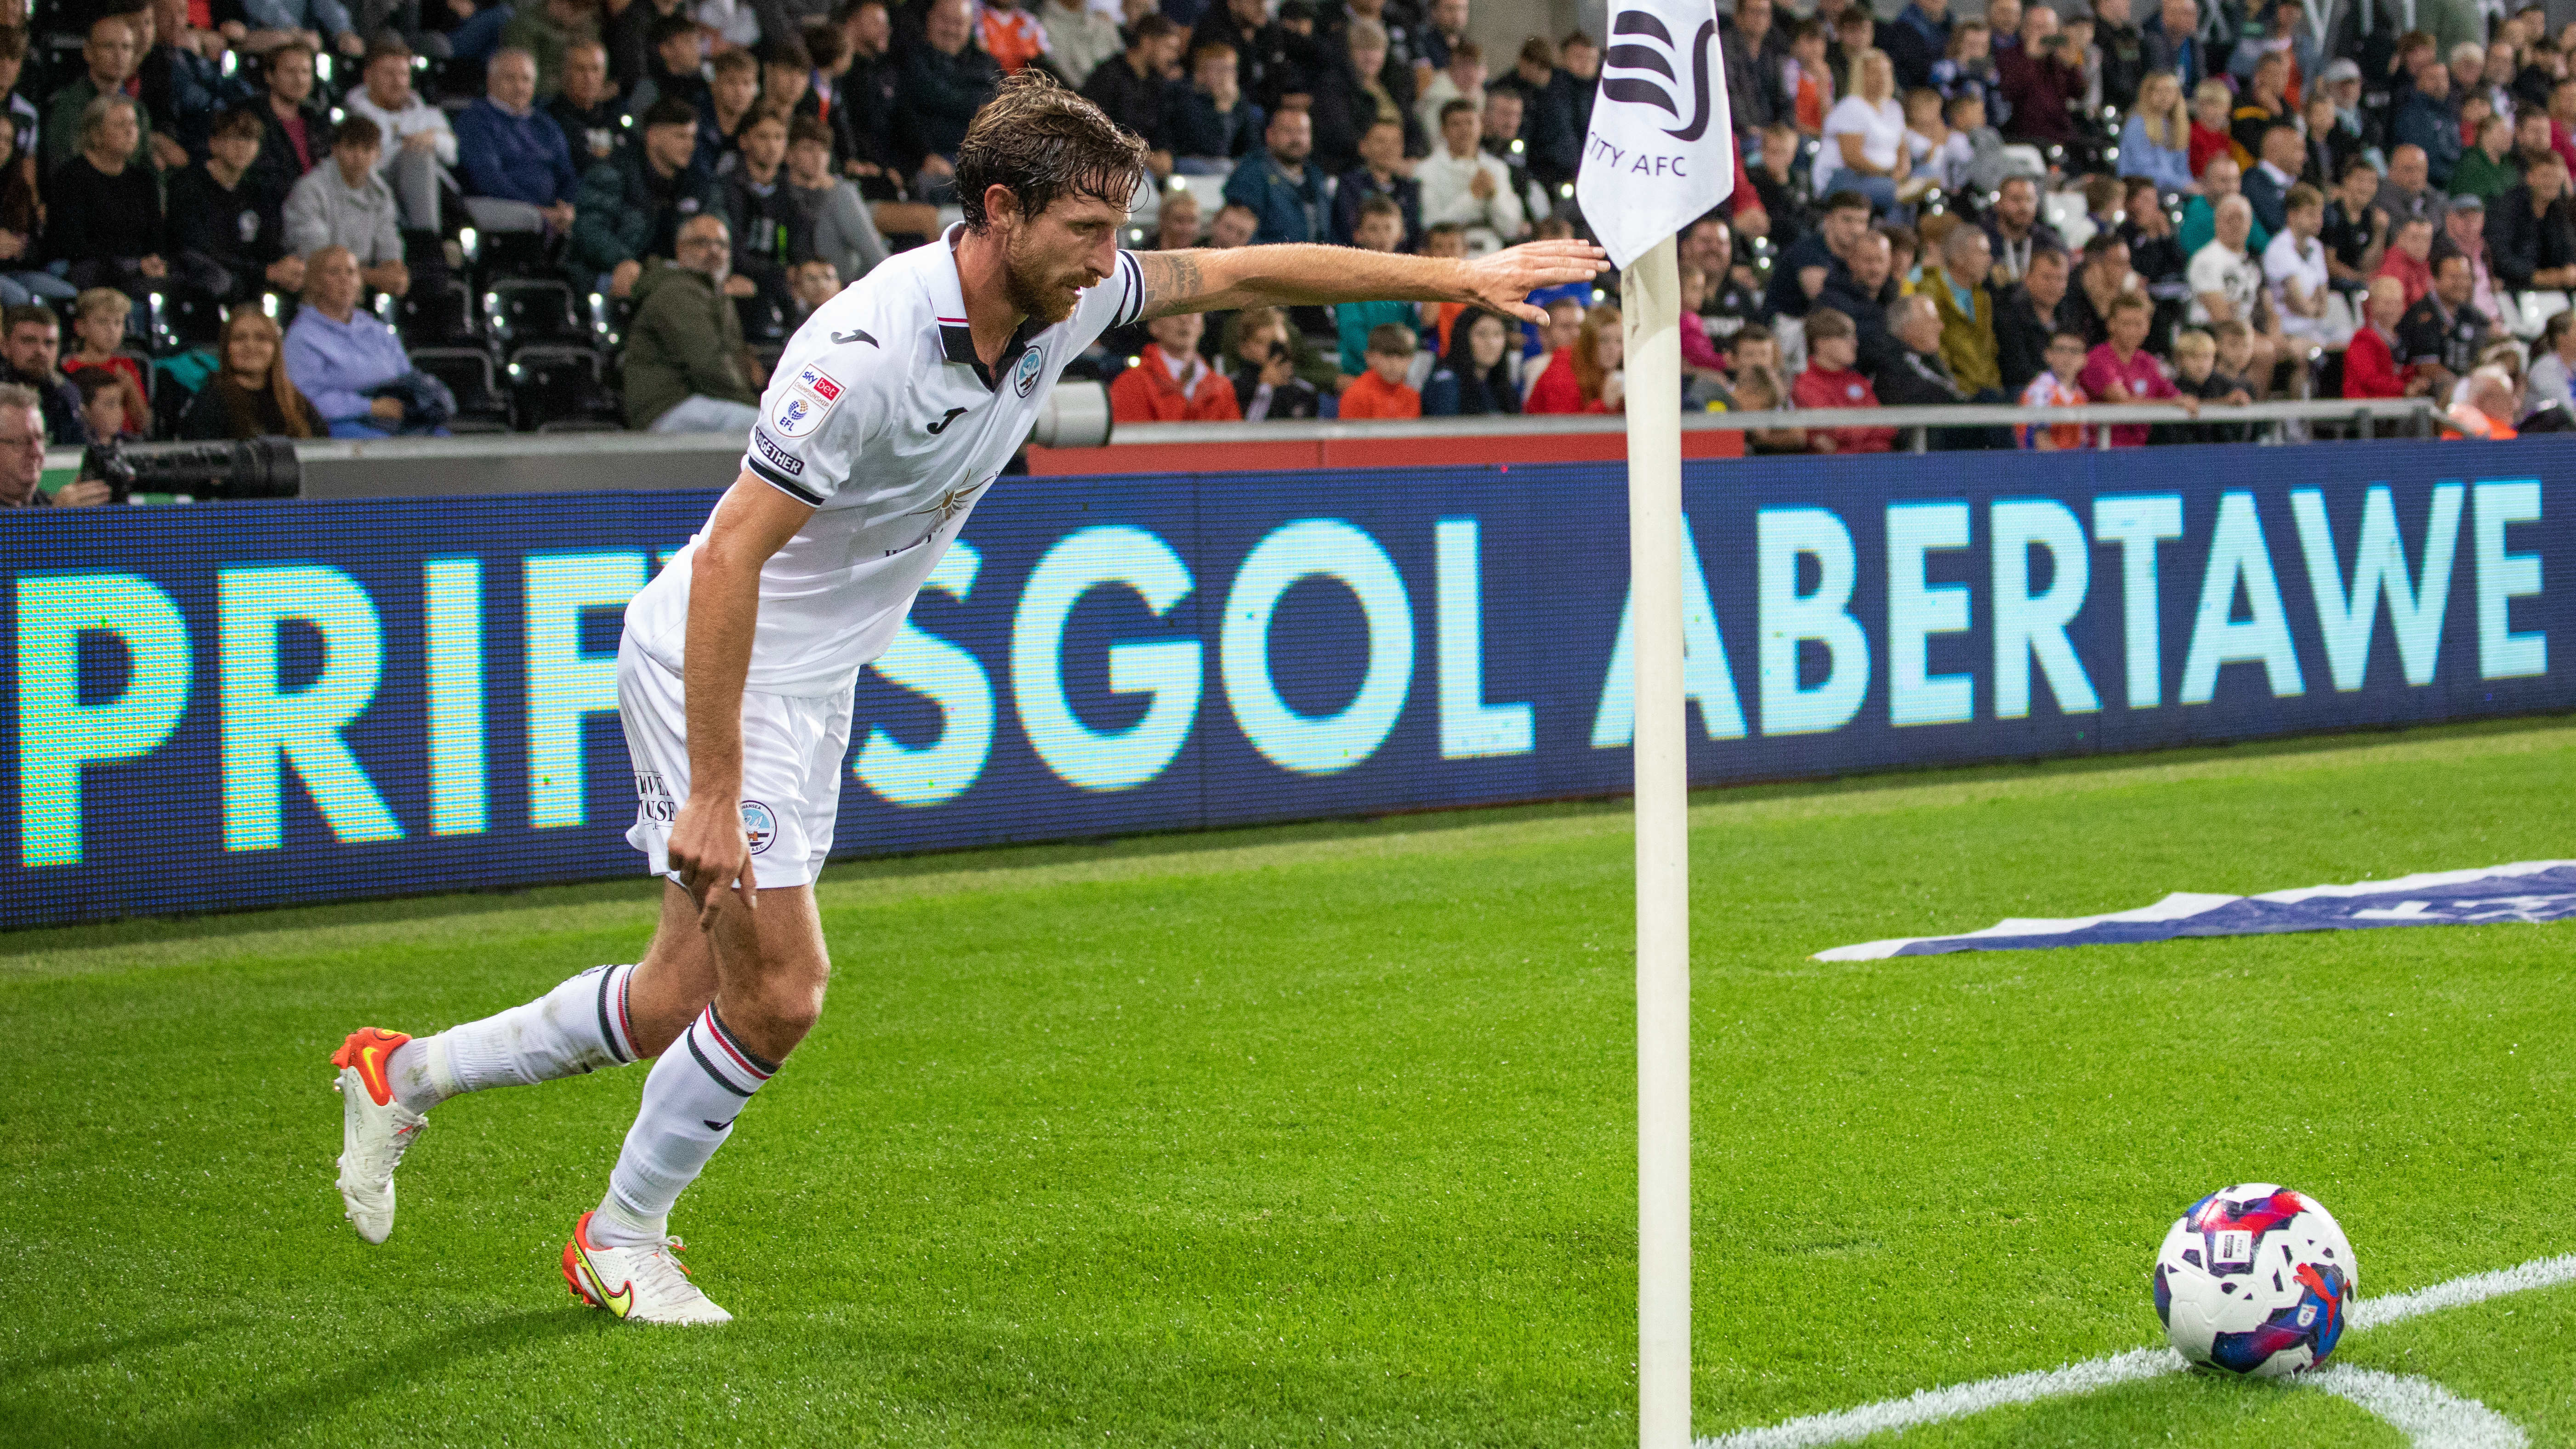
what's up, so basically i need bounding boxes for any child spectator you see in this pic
[1931,20,2000,119]
[2188,78,2242,176]
[1228,309,1322,420]
[1109,310,1242,421]
[1785,20,1836,135]
[1422,307,1522,415]
[1676,262,1734,407]
[2163,323,2253,441]
[1335,197,1420,377]
[1788,306,1895,451]
[1730,364,1811,453]
[1167,42,1263,173]
[2077,292,2194,444]
[1906,85,1972,191]
[2016,329,2091,448]
[61,288,144,434]
[1527,302,1623,413]
[1339,323,1425,418]
[72,366,131,441]
[182,307,323,439]
[2206,319,2261,401]
[1523,295,1586,400]
[1729,325,1781,380]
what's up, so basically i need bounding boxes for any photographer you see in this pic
[0,384,108,506]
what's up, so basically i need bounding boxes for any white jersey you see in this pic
[624,226,1147,696]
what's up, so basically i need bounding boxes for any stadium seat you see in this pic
[2511,290,2568,341]
[484,278,588,350]
[1176,172,1228,224]
[407,347,512,430]
[463,226,553,286]
[145,290,226,355]
[505,345,618,430]
[398,277,483,349]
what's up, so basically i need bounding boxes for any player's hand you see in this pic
[669,793,757,928]
[1459,238,1607,325]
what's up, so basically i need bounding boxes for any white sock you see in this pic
[386,963,640,1115]
[595,1003,775,1245]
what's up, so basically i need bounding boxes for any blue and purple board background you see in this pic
[2,440,2565,928]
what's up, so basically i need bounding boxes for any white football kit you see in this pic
[619,227,1148,885]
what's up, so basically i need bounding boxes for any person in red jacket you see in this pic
[1109,311,1244,422]
[1337,322,1425,418]
[1788,307,1897,452]
[1525,301,1624,413]
[2342,275,2423,398]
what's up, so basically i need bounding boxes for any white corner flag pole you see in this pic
[1623,234,1691,1449]
[1576,5,1731,1442]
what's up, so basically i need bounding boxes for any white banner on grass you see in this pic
[1575,0,1734,268]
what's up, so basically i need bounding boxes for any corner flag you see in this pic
[1575,0,1734,268]
[1574,6,1735,1449]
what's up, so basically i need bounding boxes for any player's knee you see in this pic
[739,969,825,1046]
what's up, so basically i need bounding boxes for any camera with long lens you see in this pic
[80,437,302,505]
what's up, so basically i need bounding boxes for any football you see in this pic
[2154,1184,2358,1376]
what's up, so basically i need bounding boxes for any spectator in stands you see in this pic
[0,383,107,504]
[2142,0,2207,91]
[286,247,443,435]
[284,115,411,297]
[757,37,813,127]
[1,307,87,444]
[574,97,726,296]
[2180,154,2271,256]
[2016,329,2091,449]
[2443,194,2504,330]
[1519,293,1581,403]
[456,47,582,236]
[2395,63,2464,188]
[2164,328,2250,444]
[2342,275,2417,397]
[1494,35,1581,189]
[723,107,792,301]
[972,0,1047,76]
[1154,191,1203,250]
[2119,173,2189,290]
[1336,322,1423,417]
[628,13,710,118]
[1168,41,1263,174]
[1997,4,2082,153]
[2492,150,2576,288]
[1984,175,2064,284]
[1040,0,1120,88]
[1333,197,1416,375]
[2525,307,2575,409]
[1422,307,1520,415]
[549,40,624,165]
[622,212,763,430]
[500,0,600,95]
[2119,74,2195,196]
[2189,195,2279,396]
[71,367,131,439]
[2093,0,2146,109]
[2079,291,2193,444]
[2376,144,2443,230]
[782,115,886,283]
[2228,49,2293,158]
[1768,188,1870,318]
[0,113,66,308]
[46,97,167,301]
[1933,21,2002,122]
[1524,300,1621,413]
[1816,47,1908,215]
[785,256,839,326]
[344,38,455,233]
[831,2,906,194]
[1309,19,1414,178]
[2378,213,2438,304]
[904,0,1002,201]
[1191,0,1285,113]
[2399,248,2490,398]
[1879,292,1970,411]
[2302,91,2357,186]
[1885,0,1951,91]
[1330,120,1417,248]
[1723,0,1789,131]
[246,42,326,205]
[2446,364,2520,436]
[2240,124,2303,235]
[1208,199,1258,249]
[62,286,143,432]
[698,49,765,174]
[1227,307,1322,419]
[1081,16,1180,170]
[1788,306,1894,450]
[182,307,324,438]
[1224,106,1323,244]
[2452,113,2522,203]
[0,28,38,172]
[2267,182,2351,351]
[1917,224,1999,394]
[1419,97,1524,249]
[1413,38,1482,137]
[46,17,157,177]
[140,0,223,163]
[1994,243,2070,391]
[2063,231,2132,344]
[1683,216,1762,344]
[237,0,364,60]
[1110,309,1240,420]
[1820,227,1902,373]
[2322,156,2389,291]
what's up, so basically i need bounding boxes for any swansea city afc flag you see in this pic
[1575,0,1734,268]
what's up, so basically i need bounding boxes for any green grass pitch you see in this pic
[3,718,2571,1447]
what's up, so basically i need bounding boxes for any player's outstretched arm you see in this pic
[1134,239,1608,327]
[671,471,814,926]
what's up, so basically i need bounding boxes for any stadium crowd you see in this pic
[0,0,2564,504]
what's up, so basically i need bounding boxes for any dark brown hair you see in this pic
[954,69,1147,232]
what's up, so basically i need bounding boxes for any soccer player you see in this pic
[329,71,1604,1325]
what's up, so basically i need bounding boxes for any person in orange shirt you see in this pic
[2445,364,2520,438]
[976,0,1050,74]
[1107,311,1243,422]
[1336,322,1423,418]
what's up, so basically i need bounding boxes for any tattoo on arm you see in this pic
[1135,249,1207,319]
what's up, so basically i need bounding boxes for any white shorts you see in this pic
[617,636,854,890]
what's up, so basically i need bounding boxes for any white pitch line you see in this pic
[2307,1367,2530,1449]
[1698,1253,2576,1449]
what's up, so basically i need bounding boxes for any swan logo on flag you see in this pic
[1576,0,1732,268]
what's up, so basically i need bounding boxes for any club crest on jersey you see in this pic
[1012,345,1045,397]
[771,364,843,438]
[739,800,776,855]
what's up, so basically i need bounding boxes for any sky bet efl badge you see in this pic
[772,364,843,439]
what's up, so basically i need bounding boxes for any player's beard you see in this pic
[1001,231,1085,325]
